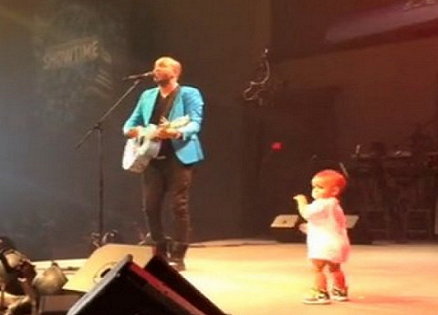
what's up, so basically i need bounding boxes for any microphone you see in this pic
[122,71,154,81]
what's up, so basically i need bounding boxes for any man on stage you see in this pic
[123,56,205,271]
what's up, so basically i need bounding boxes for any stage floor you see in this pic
[35,240,438,315]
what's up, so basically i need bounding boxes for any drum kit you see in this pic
[350,140,438,240]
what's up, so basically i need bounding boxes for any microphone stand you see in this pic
[75,79,142,248]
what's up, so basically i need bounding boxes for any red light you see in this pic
[271,142,283,151]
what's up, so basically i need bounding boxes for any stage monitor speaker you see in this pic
[346,215,359,229]
[66,255,227,315]
[63,243,151,292]
[270,214,372,244]
[346,215,373,244]
[270,214,304,243]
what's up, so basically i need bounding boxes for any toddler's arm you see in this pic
[293,194,308,218]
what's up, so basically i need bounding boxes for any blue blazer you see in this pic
[123,86,204,165]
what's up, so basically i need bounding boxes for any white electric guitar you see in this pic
[122,116,190,173]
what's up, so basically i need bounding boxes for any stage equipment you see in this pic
[270,214,372,244]
[123,70,154,81]
[345,215,373,245]
[242,48,271,106]
[66,255,227,315]
[0,247,37,315]
[33,262,68,295]
[0,248,36,296]
[0,239,77,315]
[63,243,151,293]
[350,144,437,241]
[270,214,304,243]
[75,76,144,248]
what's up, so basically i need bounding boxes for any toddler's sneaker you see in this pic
[302,288,331,305]
[332,287,349,301]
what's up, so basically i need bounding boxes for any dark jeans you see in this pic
[142,153,194,244]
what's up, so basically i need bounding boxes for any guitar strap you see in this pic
[150,86,182,158]
[163,85,181,119]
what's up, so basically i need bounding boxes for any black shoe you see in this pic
[168,242,189,272]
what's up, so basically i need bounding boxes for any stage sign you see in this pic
[32,0,128,129]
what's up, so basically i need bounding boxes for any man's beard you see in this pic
[155,77,171,87]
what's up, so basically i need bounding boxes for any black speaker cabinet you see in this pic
[66,255,227,315]
[270,214,305,243]
[270,214,372,244]
[346,215,373,244]
[346,214,359,229]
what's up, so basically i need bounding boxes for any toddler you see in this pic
[293,169,350,304]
